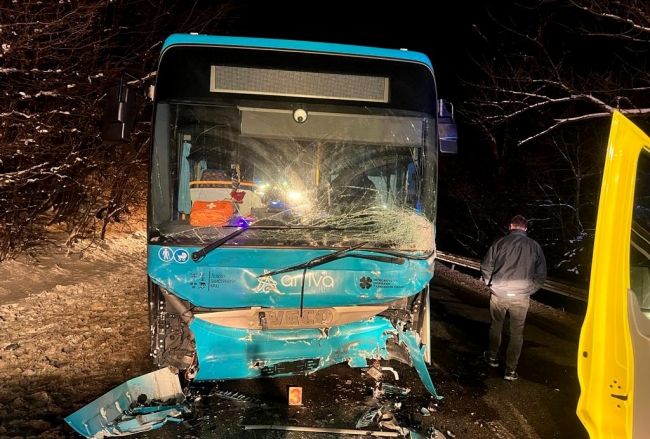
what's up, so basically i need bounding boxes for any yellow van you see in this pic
[578,112,650,437]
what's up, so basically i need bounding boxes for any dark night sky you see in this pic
[222,1,478,101]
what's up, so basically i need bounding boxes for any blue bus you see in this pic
[67,34,457,437]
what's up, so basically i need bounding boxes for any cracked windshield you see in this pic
[151,102,437,253]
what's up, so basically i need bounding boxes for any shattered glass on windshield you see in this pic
[151,102,437,254]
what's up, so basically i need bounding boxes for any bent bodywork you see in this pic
[65,368,188,438]
[67,249,441,437]
[148,246,439,395]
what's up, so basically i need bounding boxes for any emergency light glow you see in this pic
[287,191,303,202]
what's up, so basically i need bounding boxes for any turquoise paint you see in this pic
[190,316,396,381]
[162,34,433,70]
[398,329,442,399]
[148,245,434,308]
[65,368,188,438]
[190,315,439,397]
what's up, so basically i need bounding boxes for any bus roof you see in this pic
[162,34,433,70]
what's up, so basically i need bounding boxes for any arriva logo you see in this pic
[253,270,280,293]
[281,273,335,289]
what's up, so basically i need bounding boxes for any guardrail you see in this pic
[436,250,588,302]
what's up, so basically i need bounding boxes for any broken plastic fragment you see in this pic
[378,410,408,435]
[366,365,383,381]
[65,368,188,438]
[210,388,264,405]
[381,383,411,397]
[381,366,400,380]
[355,406,380,428]
[397,329,442,399]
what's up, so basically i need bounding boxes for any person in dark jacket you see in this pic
[480,215,547,381]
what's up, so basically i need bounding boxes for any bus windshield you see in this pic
[151,101,437,253]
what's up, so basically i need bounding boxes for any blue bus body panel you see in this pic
[190,315,440,399]
[148,246,434,308]
[162,34,433,69]
[65,368,188,438]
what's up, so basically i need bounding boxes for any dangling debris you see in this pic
[381,366,400,380]
[366,363,384,381]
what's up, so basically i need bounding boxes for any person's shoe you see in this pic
[504,370,519,381]
[483,351,499,368]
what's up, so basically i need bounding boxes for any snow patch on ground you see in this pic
[0,231,152,437]
[0,231,146,305]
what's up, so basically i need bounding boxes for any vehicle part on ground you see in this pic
[65,368,188,438]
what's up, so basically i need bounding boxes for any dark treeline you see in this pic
[438,0,650,282]
[0,0,232,258]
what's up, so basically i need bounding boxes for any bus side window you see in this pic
[631,151,650,319]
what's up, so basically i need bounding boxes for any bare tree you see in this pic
[450,0,650,278]
[0,0,233,260]
[464,0,650,146]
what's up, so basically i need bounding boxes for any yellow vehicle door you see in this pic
[577,111,650,438]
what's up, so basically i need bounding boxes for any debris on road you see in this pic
[244,424,402,436]
[356,406,381,428]
[381,383,412,397]
[209,388,265,406]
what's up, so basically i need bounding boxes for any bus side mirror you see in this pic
[438,99,458,154]
[101,81,139,143]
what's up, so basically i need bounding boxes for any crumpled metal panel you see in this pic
[190,315,441,398]
[65,368,188,438]
[148,246,434,308]
[190,316,396,380]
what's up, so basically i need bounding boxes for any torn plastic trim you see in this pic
[65,367,189,438]
[189,315,396,380]
[397,328,442,399]
[189,314,440,398]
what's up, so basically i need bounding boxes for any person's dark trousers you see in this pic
[488,294,530,372]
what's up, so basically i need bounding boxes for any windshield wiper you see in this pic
[257,242,404,279]
[190,225,355,262]
[191,227,249,262]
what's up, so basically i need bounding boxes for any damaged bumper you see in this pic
[190,315,441,398]
[66,316,439,437]
[65,368,188,438]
